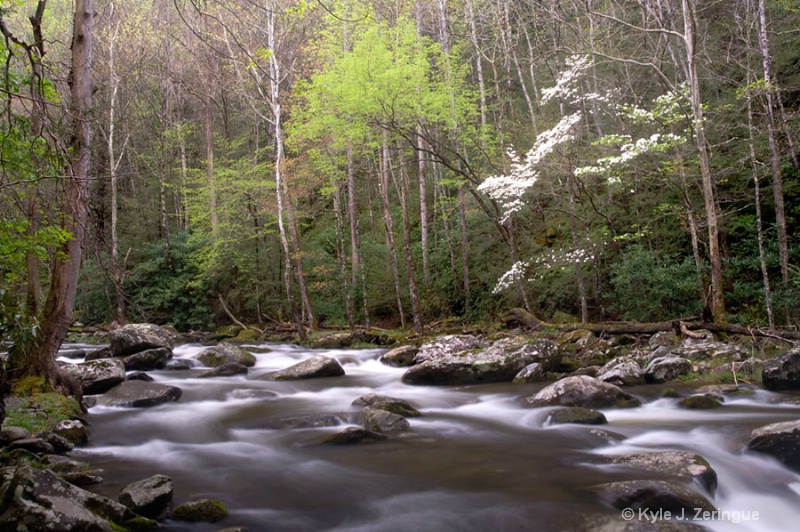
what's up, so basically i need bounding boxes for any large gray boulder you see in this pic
[586,452,717,495]
[91,380,182,408]
[119,474,173,519]
[352,393,421,418]
[379,345,419,367]
[644,356,692,383]
[0,462,154,531]
[524,375,641,409]
[402,336,561,386]
[64,358,126,395]
[748,419,800,471]
[762,348,800,391]
[318,427,388,445]
[196,343,257,368]
[672,336,748,360]
[357,408,410,433]
[596,356,645,386]
[109,323,176,357]
[271,355,345,380]
[123,347,172,371]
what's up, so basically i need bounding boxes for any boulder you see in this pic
[92,381,182,408]
[172,499,228,523]
[596,356,645,386]
[84,346,113,362]
[672,336,748,361]
[586,452,717,495]
[109,323,176,357]
[318,427,388,445]
[512,363,546,384]
[524,375,641,409]
[123,347,172,371]
[311,330,393,349]
[119,474,173,519]
[678,395,723,410]
[596,480,715,514]
[270,355,345,380]
[64,358,126,395]
[546,407,607,425]
[644,356,692,384]
[379,345,419,367]
[648,331,679,350]
[748,419,800,472]
[198,361,249,378]
[126,371,155,382]
[352,394,422,418]
[762,348,800,391]
[0,462,155,531]
[7,438,54,455]
[412,335,489,363]
[51,419,90,446]
[196,343,257,368]
[0,426,32,447]
[45,456,103,487]
[402,337,561,386]
[357,408,410,433]
[39,432,75,454]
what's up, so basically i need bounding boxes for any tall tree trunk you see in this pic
[379,137,406,328]
[284,179,316,331]
[333,184,354,328]
[682,0,725,321]
[205,78,218,236]
[19,0,93,397]
[397,148,423,334]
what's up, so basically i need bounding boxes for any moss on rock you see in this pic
[172,499,228,523]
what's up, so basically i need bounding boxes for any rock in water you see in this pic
[748,419,800,472]
[92,380,182,408]
[119,474,173,519]
[270,355,345,380]
[524,375,641,409]
[123,347,173,371]
[762,348,800,391]
[64,358,126,395]
[172,499,228,523]
[109,323,176,357]
[196,343,257,368]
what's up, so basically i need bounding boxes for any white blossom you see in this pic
[541,55,592,105]
[493,260,530,294]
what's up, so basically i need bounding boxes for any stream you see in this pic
[65,343,800,531]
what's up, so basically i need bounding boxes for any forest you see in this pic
[2,0,799,352]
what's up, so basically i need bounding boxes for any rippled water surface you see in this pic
[65,343,800,531]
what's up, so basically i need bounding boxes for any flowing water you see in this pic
[63,344,800,531]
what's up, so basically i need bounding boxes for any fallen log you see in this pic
[502,308,800,341]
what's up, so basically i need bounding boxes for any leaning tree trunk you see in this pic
[17,0,93,398]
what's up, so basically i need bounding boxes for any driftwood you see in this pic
[502,308,800,341]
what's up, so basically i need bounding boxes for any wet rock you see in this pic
[256,414,346,430]
[762,348,800,391]
[402,337,561,386]
[524,375,641,409]
[270,355,345,380]
[46,456,103,487]
[748,419,800,472]
[64,358,126,394]
[51,419,90,446]
[546,407,607,425]
[164,359,195,370]
[123,347,172,371]
[92,380,182,408]
[412,334,489,362]
[678,395,723,410]
[644,356,692,384]
[661,388,681,398]
[352,394,421,417]
[358,408,410,433]
[196,343,257,368]
[312,330,393,349]
[0,461,155,531]
[84,346,113,361]
[693,384,739,395]
[587,452,717,495]
[596,356,645,386]
[379,345,419,367]
[597,480,715,514]
[318,427,389,445]
[513,362,546,383]
[198,361,249,378]
[172,499,228,523]
[119,474,173,519]
[126,371,155,382]
[109,323,176,357]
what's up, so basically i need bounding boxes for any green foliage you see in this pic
[5,377,84,433]
[124,232,214,331]
[608,245,702,321]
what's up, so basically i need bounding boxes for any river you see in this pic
[66,343,800,531]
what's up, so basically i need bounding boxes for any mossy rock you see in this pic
[661,388,682,398]
[172,499,228,523]
[678,395,723,410]
[557,358,581,373]
[4,392,85,435]
[231,328,264,343]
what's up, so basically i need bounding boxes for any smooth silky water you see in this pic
[63,344,800,531]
